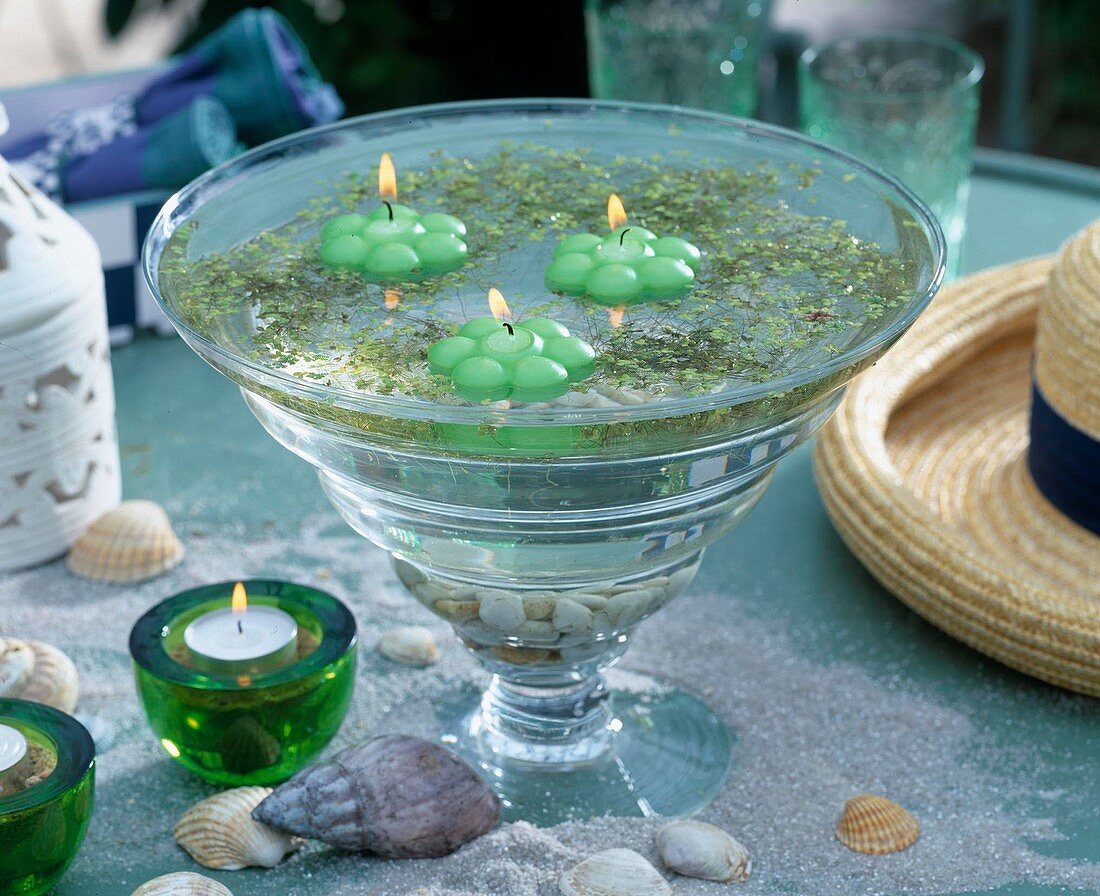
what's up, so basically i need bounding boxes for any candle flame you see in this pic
[231,581,248,616]
[607,193,627,230]
[384,288,401,310]
[488,287,511,321]
[378,152,397,200]
[608,305,626,328]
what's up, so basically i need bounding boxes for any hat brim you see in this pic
[815,256,1100,696]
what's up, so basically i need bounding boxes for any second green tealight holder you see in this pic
[129,580,357,786]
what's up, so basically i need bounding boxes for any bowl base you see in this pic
[431,676,733,825]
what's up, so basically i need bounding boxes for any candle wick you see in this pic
[619,228,631,247]
[237,619,243,635]
[502,322,514,335]
[383,200,394,222]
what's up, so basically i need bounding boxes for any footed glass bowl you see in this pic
[144,100,944,823]
[0,700,95,896]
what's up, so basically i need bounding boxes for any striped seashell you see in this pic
[836,794,920,855]
[67,500,184,583]
[0,638,77,712]
[560,848,672,896]
[131,872,234,896]
[174,787,298,870]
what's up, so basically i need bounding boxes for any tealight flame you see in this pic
[608,304,626,329]
[231,581,248,616]
[378,152,397,200]
[488,287,511,321]
[384,288,401,310]
[607,193,627,230]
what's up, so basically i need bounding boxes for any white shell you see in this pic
[67,500,184,583]
[131,872,234,896]
[656,819,752,883]
[0,638,78,712]
[377,626,440,666]
[174,787,298,870]
[0,638,35,696]
[560,848,672,896]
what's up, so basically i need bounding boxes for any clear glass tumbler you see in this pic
[800,32,983,278]
[585,0,767,116]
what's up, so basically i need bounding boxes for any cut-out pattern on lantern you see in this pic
[0,103,121,572]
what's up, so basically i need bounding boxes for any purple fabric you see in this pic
[134,53,217,125]
[63,129,148,201]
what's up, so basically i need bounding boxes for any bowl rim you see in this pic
[128,579,357,689]
[142,98,946,426]
[0,699,95,815]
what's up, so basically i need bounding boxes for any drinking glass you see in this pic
[585,0,767,116]
[800,32,983,278]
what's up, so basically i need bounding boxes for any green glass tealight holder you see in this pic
[0,699,95,896]
[129,580,357,786]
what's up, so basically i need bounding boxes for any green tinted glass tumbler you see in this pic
[585,0,766,116]
[800,31,983,278]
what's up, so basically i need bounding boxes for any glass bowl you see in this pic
[0,699,95,896]
[129,580,358,785]
[143,99,944,822]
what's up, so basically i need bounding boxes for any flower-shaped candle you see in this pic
[545,194,701,306]
[319,153,468,280]
[428,289,596,403]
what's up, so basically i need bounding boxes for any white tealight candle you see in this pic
[183,583,298,674]
[0,722,28,774]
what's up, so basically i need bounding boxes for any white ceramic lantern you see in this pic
[0,103,121,572]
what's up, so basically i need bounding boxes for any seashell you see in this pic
[560,848,672,896]
[131,872,234,896]
[219,716,281,776]
[174,786,299,870]
[67,500,184,583]
[0,638,35,696]
[252,735,499,858]
[377,626,440,666]
[836,794,920,855]
[0,639,78,712]
[656,819,751,883]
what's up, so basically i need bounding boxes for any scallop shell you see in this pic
[0,638,35,697]
[560,848,672,896]
[131,872,233,896]
[836,794,920,855]
[656,819,751,883]
[377,626,441,666]
[174,787,299,870]
[0,638,78,712]
[252,735,499,858]
[67,500,184,583]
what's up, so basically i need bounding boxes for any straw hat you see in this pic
[814,222,1100,696]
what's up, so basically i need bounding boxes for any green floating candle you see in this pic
[428,289,597,403]
[319,153,468,280]
[545,193,700,306]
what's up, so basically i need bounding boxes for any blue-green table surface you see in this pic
[72,151,1100,894]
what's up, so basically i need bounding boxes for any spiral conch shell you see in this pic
[67,500,184,583]
[0,637,78,713]
[836,794,920,855]
[656,819,752,883]
[174,787,299,870]
[252,735,500,858]
[560,848,672,896]
[131,872,233,896]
